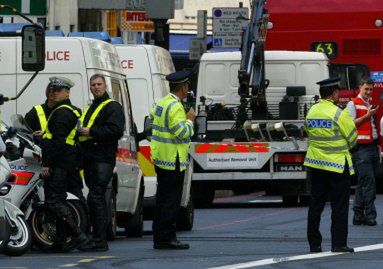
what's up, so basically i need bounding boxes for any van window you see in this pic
[121,80,134,134]
[128,78,150,132]
[266,63,296,86]
[329,63,370,90]
[205,63,226,96]
[109,78,130,133]
[111,80,122,103]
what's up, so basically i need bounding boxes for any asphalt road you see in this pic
[2,193,383,269]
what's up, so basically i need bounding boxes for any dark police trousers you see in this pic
[44,167,85,242]
[153,159,185,243]
[307,167,350,248]
[83,162,114,242]
[352,143,379,221]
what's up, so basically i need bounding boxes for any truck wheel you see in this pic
[282,195,298,206]
[30,200,88,251]
[3,216,31,256]
[106,188,117,241]
[125,186,144,238]
[177,194,194,231]
[193,185,215,208]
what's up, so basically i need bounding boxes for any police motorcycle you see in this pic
[0,115,88,251]
[0,132,32,257]
[0,5,47,255]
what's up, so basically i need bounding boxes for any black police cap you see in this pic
[316,77,341,88]
[166,70,191,85]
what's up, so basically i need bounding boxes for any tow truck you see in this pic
[190,0,327,206]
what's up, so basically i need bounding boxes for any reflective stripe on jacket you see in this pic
[304,99,357,174]
[34,105,47,131]
[352,97,373,144]
[43,104,81,146]
[150,94,194,171]
[78,99,113,142]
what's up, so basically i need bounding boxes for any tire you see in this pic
[3,216,31,256]
[125,186,144,238]
[177,194,194,231]
[106,188,117,241]
[30,200,88,251]
[193,185,215,208]
[282,195,299,206]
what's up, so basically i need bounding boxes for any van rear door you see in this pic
[109,77,141,214]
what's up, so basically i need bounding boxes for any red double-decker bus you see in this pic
[265,0,383,109]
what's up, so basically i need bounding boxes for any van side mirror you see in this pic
[195,116,207,135]
[21,24,45,72]
[143,116,152,141]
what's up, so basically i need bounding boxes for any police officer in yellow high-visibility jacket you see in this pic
[304,77,357,254]
[25,82,56,137]
[41,77,89,252]
[150,70,195,250]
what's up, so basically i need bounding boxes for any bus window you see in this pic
[329,63,369,90]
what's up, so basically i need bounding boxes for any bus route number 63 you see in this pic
[311,42,337,59]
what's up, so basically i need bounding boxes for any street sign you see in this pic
[189,38,206,61]
[212,7,249,48]
[121,10,154,32]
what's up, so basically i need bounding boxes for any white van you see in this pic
[115,45,194,230]
[197,50,329,118]
[0,36,144,237]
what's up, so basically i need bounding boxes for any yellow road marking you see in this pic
[79,258,96,263]
[60,264,78,268]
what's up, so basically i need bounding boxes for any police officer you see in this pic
[78,74,124,251]
[150,70,196,250]
[304,77,357,253]
[25,82,56,137]
[346,77,380,226]
[41,77,89,252]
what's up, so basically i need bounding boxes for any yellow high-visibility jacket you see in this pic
[150,94,194,171]
[304,99,357,174]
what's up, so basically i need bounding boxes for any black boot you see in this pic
[63,233,90,252]
[79,239,109,252]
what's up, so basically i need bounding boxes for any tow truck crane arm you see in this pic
[236,0,269,126]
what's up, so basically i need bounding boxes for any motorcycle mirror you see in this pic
[6,127,17,139]
[10,114,32,133]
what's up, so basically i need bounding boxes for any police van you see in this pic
[0,36,144,237]
[115,44,194,230]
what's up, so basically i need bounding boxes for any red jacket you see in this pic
[352,97,373,144]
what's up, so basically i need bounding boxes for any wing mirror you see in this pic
[143,116,152,142]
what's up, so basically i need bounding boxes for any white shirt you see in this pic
[345,94,378,139]
[169,93,193,125]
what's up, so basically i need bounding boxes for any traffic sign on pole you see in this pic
[212,7,249,48]
[189,38,206,60]
[197,10,207,39]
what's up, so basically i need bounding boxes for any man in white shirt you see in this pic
[345,77,380,226]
